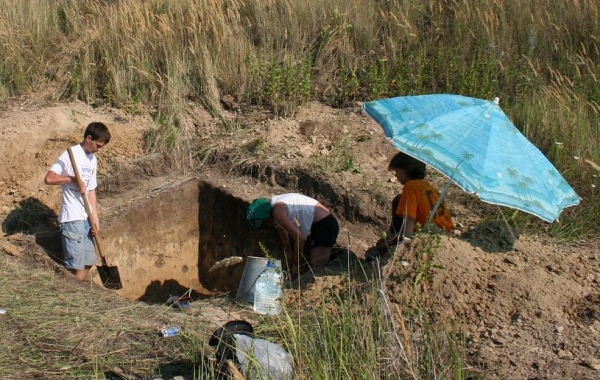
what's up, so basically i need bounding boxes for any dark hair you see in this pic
[84,122,111,144]
[388,152,426,180]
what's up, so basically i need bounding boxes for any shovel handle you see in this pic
[66,147,107,264]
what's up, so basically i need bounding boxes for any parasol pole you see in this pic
[425,180,453,228]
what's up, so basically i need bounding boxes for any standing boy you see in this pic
[44,122,111,281]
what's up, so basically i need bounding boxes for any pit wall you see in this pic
[98,178,280,302]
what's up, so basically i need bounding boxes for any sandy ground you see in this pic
[1,99,599,379]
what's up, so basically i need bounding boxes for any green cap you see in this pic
[247,198,272,229]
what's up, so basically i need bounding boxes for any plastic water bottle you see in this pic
[253,261,283,315]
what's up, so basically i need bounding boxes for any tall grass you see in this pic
[0,0,598,237]
[268,234,472,379]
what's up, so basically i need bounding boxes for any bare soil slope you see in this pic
[1,99,599,379]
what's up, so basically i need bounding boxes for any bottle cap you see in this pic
[266,260,276,268]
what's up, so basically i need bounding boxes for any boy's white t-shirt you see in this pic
[271,193,317,239]
[49,144,98,223]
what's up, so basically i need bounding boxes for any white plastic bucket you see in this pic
[236,256,282,303]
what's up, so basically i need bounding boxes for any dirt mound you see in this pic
[1,100,599,379]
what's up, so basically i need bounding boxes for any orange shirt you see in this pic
[396,179,454,232]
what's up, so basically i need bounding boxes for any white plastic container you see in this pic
[253,260,283,315]
[237,256,282,303]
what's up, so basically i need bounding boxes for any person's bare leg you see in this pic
[70,266,91,281]
[309,247,332,270]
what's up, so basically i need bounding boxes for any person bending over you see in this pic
[247,193,339,277]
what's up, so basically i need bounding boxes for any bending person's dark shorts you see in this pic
[308,214,339,249]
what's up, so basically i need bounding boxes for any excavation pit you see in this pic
[90,178,281,303]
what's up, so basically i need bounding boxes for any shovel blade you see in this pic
[98,265,122,290]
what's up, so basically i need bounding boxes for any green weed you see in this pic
[310,134,362,174]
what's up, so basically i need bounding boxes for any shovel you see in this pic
[67,147,122,290]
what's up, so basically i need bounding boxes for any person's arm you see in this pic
[390,184,418,241]
[272,203,305,271]
[275,223,291,250]
[87,190,100,235]
[376,217,416,249]
[44,170,74,186]
[44,170,86,194]
[402,217,416,239]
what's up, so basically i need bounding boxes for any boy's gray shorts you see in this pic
[60,220,96,270]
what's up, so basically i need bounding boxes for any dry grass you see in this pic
[0,253,237,379]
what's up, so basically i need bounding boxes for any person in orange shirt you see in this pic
[374,152,454,253]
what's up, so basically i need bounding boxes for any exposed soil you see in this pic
[1,99,599,379]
